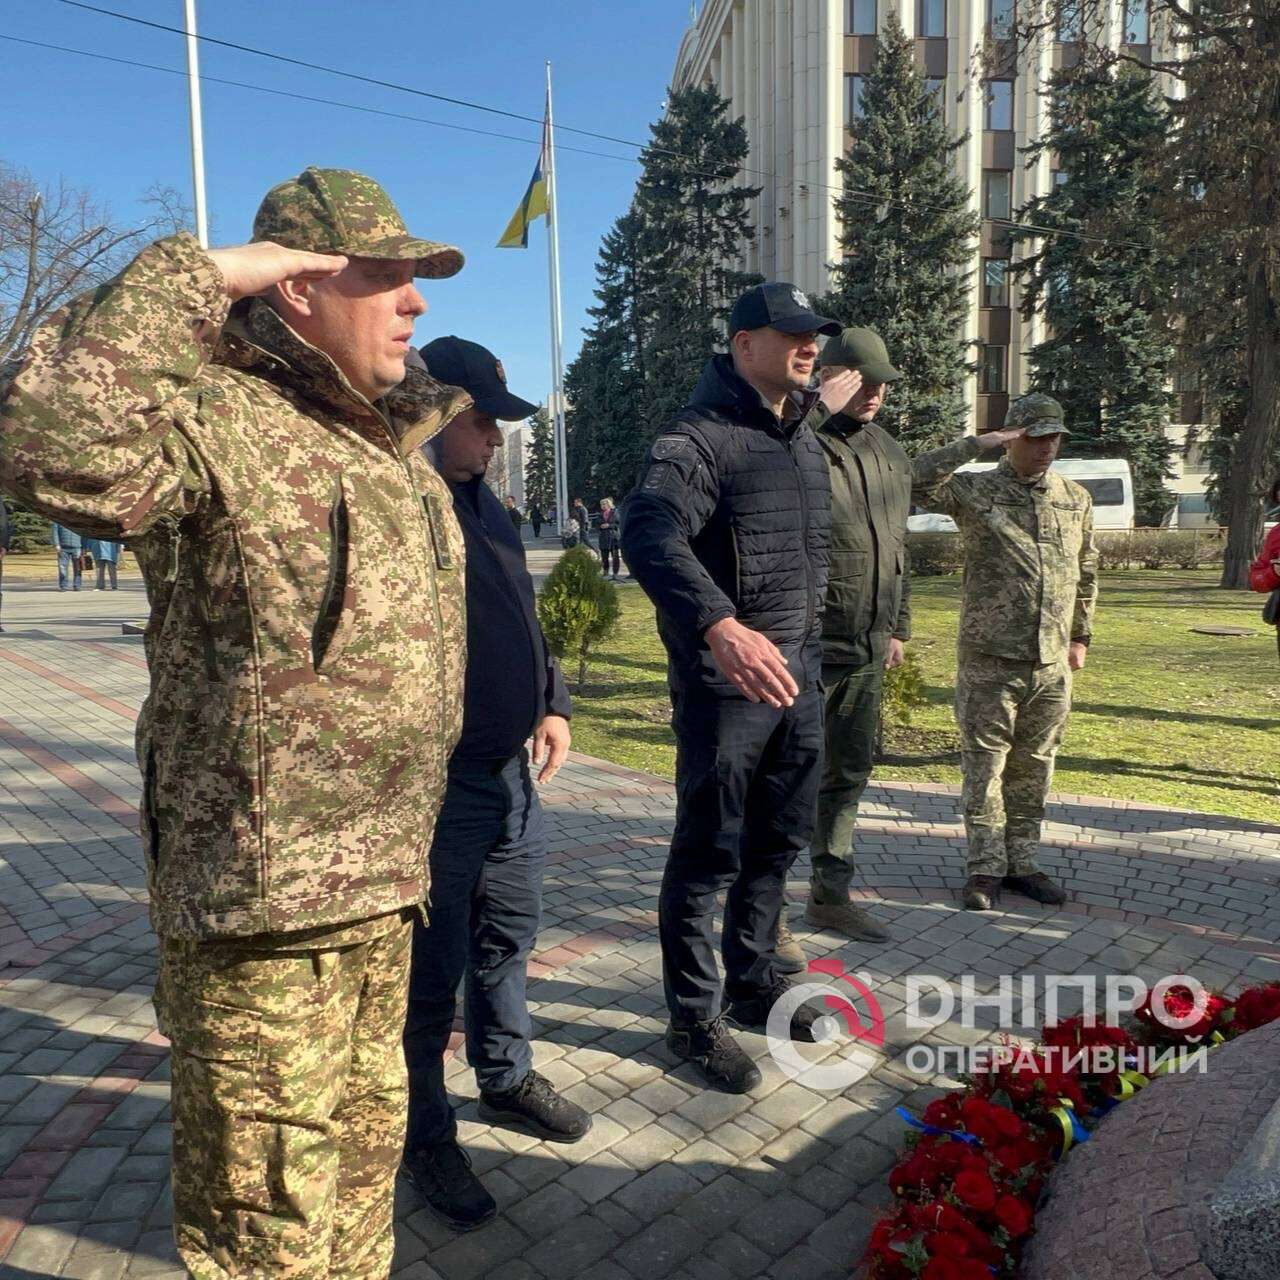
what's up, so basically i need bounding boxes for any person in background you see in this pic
[504,494,524,535]
[529,502,543,538]
[597,497,621,579]
[50,522,83,591]
[407,336,587,1232]
[915,393,1097,913]
[86,537,122,590]
[571,496,593,550]
[1249,474,1280,662]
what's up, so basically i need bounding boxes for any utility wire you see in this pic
[49,1,1155,251]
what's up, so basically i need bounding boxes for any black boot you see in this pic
[725,978,821,1044]
[400,1139,496,1232]
[1003,871,1067,905]
[666,1015,762,1093]
[478,1068,592,1143]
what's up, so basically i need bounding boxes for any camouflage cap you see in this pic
[1004,392,1071,437]
[252,167,464,279]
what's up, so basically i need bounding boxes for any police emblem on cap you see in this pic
[791,287,810,309]
[494,359,507,384]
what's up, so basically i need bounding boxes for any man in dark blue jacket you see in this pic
[622,283,863,1094]
[402,337,588,1231]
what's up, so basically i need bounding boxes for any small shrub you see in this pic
[876,647,928,758]
[537,544,622,686]
[906,531,964,576]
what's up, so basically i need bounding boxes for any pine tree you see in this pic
[524,406,556,515]
[1012,63,1177,525]
[635,84,762,430]
[820,13,978,452]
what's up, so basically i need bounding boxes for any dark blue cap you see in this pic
[728,282,841,337]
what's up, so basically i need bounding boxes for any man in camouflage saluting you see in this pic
[0,168,470,1278]
[915,394,1098,913]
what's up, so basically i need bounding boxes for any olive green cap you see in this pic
[1005,392,1071,437]
[817,326,903,383]
[252,167,464,279]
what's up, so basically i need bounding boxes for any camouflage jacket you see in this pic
[0,233,469,940]
[915,456,1098,664]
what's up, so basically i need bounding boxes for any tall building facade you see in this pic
[671,0,1176,432]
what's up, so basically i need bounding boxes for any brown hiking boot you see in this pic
[804,898,892,943]
[962,874,1004,911]
[774,913,805,974]
[1003,872,1067,906]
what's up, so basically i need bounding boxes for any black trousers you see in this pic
[659,685,824,1025]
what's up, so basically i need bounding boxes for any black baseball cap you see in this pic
[728,282,841,338]
[418,336,538,421]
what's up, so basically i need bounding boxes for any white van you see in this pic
[907,457,1135,532]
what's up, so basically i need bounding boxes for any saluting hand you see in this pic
[705,617,799,708]
[206,241,349,301]
[818,368,864,416]
[975,426,1027,450]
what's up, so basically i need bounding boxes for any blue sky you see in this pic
[2,0,694,406]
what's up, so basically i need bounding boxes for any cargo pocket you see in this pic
[312,475,358,674]
[422,490,458,571]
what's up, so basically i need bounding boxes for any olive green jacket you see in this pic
[814,406,983,667]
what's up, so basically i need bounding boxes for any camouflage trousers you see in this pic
[954,648,1072,877]
[155,913,413,1279]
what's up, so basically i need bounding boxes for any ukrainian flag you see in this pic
[498,116,550,248]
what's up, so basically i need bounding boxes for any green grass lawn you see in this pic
[568,571,1280,824]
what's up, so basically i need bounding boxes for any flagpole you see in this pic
[184,0,209,248]
[544,62,569,535]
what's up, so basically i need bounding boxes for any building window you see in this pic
[918,0,946,37]
[982,259,1010,308]
[925,77,946,109]
[979,345,1008,393]
[845,73,867,124]
[1056,0,1083,40]
[1124,0,1149,42]
[1052,169,1070,187]
[988,0,1015,39]
[984,80,1013,131]
[848,0,877,35]
[983,170,1012,222]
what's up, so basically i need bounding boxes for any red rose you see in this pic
[1233,984,1280,1033]
[953,1168,998,1212]
[924,1229,972,1256]
[994,1193,1034,1237]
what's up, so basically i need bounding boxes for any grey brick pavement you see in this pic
[0,579,1277,1278]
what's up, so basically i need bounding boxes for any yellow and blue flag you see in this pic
[497,113,550,248]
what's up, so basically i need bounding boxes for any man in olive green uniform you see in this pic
[789,328,1022,953]
[917,394,1098,912]
[0,169,470,1278]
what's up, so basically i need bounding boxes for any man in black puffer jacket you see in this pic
[622,283,863,1093]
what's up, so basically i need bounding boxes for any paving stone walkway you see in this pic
[0,578,1277,1280]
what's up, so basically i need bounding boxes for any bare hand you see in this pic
[1271,558,1280,574]
[818,368,864,416]
[532,714,571,784]
[1068,642,1088,671]
[705,617,799,707]
[206,241,348,301]
[884,637,906,670]
[976,426,1028,451]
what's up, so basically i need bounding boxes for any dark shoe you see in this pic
[666,1016,762,1093]
[805,897,891,943]
[962,874,1004,911]
[478,1069,592,1143]
[774,913,806,974]
[400,1140,496,1232]
[726,979,820,1044]
[1003,872,1067,906]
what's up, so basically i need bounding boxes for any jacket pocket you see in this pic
[312,475,358,673]
[829,549,869,580]
[422,491,457,571]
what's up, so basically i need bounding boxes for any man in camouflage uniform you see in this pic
[916,394,1098,912]
[0,168,470,1278]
